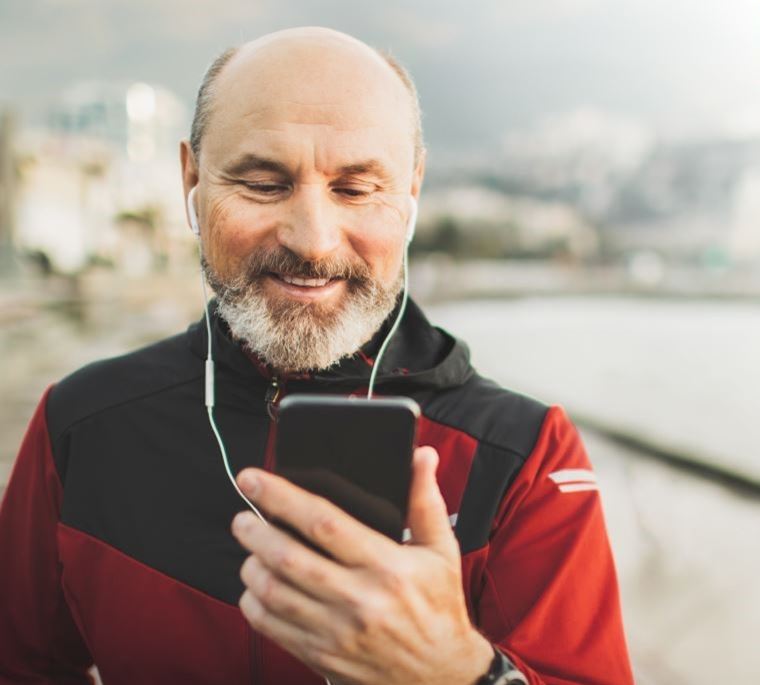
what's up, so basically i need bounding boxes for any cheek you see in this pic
[347,204,408,285]
[351,232,405,286]
[205,196,277,275]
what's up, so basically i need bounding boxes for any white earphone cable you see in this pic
[200,262,268,523]
[366,242,410,399]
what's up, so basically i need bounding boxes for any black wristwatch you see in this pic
[475,645,529,685]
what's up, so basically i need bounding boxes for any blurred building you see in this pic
[49,81,184,163]
[14,81,190,275]
[603,137,760,264]
[416,185,599,260]
[428,107,760,270]
[500,107,655,218]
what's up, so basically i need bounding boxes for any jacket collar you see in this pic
[185,297,473,393]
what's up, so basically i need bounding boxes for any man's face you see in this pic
[182,33,424,371]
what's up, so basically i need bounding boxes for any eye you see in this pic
[333,187,371,198]
[244,183,289,194]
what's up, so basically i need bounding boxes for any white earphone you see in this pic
[187,186,201,237]
[405,195,417,244]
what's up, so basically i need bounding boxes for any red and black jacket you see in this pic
[0,299,634,684]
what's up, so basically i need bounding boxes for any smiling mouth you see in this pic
[269,272,342,288]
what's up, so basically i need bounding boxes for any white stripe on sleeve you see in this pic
[548,469,597,484]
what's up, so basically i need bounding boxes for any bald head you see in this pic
[190,27,424,168]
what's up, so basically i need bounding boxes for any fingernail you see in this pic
[232,511,257,533]
[239,471,260,496]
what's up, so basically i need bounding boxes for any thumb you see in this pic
[407,446,456,551]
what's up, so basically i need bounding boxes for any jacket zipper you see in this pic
[264,376,282,421]
[253,376,284,684]
[263,375,282,471]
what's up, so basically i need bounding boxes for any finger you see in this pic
[241,554,334,632]
[406,446,457,552]
[232,512,360,604]
[236,468,398,567]
[239,590,316,651]
[239,590,378,685]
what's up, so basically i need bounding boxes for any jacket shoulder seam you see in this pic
[420,410,537,462]
[50,375,203,444]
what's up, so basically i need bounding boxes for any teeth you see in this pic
[278,274,330,287]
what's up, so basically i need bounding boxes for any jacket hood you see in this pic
[185,297,473,393]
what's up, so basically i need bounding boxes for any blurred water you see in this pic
[428,297,760,483]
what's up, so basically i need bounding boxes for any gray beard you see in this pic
[202,252,402,373]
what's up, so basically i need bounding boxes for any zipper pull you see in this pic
[264,376,281,420]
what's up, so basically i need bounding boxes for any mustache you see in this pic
[239,247,372,283]
[201,248,375,297]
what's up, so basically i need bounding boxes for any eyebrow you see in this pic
[221,154,392,181]
[222,154,290,177]
[334,159,391,180]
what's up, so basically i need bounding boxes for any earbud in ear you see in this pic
[187,186,200,237]
[406,196,418,245]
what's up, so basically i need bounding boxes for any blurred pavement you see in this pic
[583,428,760,684]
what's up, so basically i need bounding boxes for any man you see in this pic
[0,27,634,685]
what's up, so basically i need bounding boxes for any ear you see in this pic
[180,139,199,200]
[410,147,427,202]
[180,140,201,236]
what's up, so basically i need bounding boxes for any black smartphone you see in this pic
[274,395,420,543]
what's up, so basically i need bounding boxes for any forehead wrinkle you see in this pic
[210,95,410,179]
[240,101,397,132]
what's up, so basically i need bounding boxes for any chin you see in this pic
[217,281,398,372]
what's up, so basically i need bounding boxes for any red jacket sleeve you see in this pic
[477,406,634,685]
[0,387,94,684]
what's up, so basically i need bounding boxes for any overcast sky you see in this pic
[2,0,759,157]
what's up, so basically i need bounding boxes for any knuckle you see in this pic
[331,625,358,655]
[277,547,299,573]
[379,565,406,592]
[308,646,339,673]
[303,628,328,654]
[240,555,259,586]
[353,592,390,635]
[239,591,263,625]
[304,561,328,586]
[310,510,340,541]
[376,557,413,594]
[255,568,278,606]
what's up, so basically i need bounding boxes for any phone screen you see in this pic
[274,395,419,542]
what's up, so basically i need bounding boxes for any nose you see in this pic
[276,185,342,262]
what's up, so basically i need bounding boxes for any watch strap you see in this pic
[475,645,529,685]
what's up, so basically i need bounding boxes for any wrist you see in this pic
[462,631,497,685]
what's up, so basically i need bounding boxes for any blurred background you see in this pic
[1,1,759,682]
